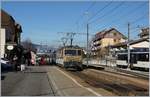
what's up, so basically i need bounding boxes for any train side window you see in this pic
[138,54,149,61]
[146,54,149,61]
[118,54,127,60]
[146,54,148,59]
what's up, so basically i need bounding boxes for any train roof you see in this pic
[57,45,82,51]
[64,45,82,49]
[117,48,149,54]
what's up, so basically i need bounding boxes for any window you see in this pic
[113,32,117,36]
[65,49,82,56]
[65,50,76,56]
[117,54,127,60]
[138,53,149,61]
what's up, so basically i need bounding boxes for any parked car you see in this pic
[1,58,13,72]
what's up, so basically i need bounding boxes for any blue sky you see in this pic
[1,0,149,47]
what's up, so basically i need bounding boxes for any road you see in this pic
[1,67,55,96]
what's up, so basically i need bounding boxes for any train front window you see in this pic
[65,50,76,56]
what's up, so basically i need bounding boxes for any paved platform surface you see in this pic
[1,67,54,96]
[1,66,98,96]
[46,66,99,96]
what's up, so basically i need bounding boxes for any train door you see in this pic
[130,53,137,69]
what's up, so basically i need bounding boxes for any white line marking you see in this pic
[56,68,101,96]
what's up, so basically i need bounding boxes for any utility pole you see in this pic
[149,26,150,63]
[87,23,89,66]
[85,11,89,67]
[127,23,130,69]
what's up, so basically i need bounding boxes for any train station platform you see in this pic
[46,66,101,96]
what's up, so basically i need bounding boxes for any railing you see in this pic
[83,57,117,67]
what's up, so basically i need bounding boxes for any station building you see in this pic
[1,9,22,58]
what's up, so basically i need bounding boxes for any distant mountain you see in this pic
[33,44,57,53]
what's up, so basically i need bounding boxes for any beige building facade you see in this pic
[91,28,127,56]
[0,28,6,58]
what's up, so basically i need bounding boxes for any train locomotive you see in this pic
[56,46,83,70]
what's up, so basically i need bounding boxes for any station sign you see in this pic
[7,45,14,50]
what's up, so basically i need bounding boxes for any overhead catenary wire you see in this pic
[92,15,148,41]
[130,28,141,39]
[92,2,147,32]
[131,14,148,24]
[88,1,113,21]
[71,1,148,47]
[130,25,147,31]
[95,15,148,39]
[75,2,96,25]
[77,1,123,34]
[89,1,124,24]
[86,1,96,12]
[74,2,96,35]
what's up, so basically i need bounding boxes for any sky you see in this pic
[1,0,149,48]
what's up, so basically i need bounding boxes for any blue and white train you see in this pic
[116,48,149,71]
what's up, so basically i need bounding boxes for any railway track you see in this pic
[70,70,149,96]
[83,64,149,80]
[57,65,149,96]
[114,67,149,79]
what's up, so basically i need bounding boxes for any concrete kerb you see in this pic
[46,72,65,96]
[46,66,101,96]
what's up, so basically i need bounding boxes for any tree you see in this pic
[97,47,109,59]
[21,38,37,53]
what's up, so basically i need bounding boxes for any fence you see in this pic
[83,56,117,67]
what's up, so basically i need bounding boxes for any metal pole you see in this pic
[149,26,150,64]
[87,23,89,66]
[127,23,130,69]
[84,11,89,67]
[71,38,73,46]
